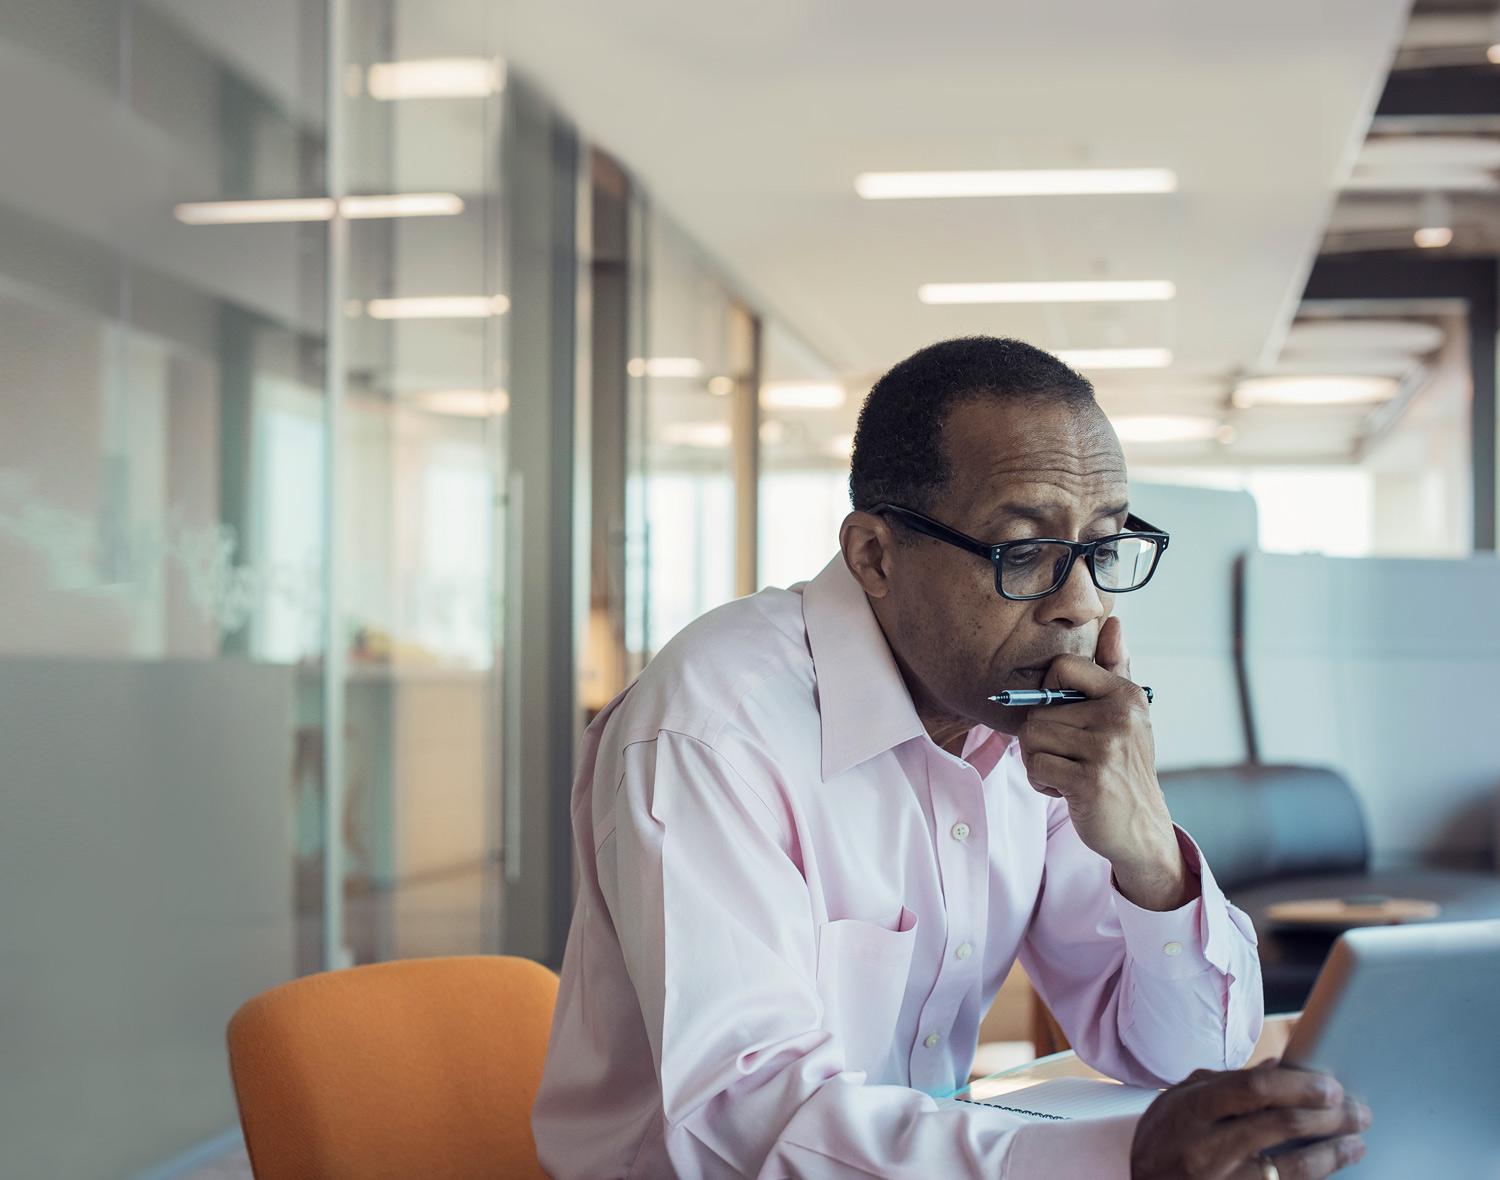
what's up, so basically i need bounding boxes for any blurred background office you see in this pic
[2,1,1499,1176]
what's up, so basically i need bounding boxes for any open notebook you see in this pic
[957,1077,1160,1122]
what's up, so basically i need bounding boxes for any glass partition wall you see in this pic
[0,3,332,1175]
[626,208,760,662]
[335,0,508,968]
[758,320,855,590]
[0,1,521,1173]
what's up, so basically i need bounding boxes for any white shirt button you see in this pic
[955,942,973,961]
[1163,940,1184,957]
[923,1032,942,1049]
[950,821,971,842]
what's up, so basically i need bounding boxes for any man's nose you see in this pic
[1037,552,1109,627]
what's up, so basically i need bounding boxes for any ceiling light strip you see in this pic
[1054,348,1173,370]
[175,193,465,225]
[919,280,1176,305]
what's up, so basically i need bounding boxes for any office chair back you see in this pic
[227,955,558,1179]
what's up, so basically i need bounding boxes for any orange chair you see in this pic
[227,955,559,1179]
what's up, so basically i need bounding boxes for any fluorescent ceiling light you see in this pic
[1054,348,1172,370]
[1488,44,1500,64]
[409,389,510,417]
[366,58,505,100]
[1233,375,1398,407]
[364,295,510,319]
[855,169,1176,199]
[175,198,335,224]
[341,192,465,218]
[1111,415,1220,443]
[661,422,731,448]
[1282,320,1443,354]
[176,193,464,224]
[760,381,847,410]
[628,357,704,379]
[1414,226,1454,248]
[919,280,1175,305]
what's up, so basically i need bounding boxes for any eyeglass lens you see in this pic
[999,536,1159,597]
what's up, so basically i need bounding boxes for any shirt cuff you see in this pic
[1113,825,1238,980]
[1002,1113,1139,1180]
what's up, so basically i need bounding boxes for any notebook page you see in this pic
[957,1077,1160,1122]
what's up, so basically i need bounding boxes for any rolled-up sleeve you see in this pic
[1019,806,1264,1088]
[600,729,1135,1179]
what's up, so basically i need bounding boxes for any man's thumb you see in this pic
[1096,615,1130,678]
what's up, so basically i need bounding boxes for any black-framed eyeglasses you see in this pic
[870,503,1170,601]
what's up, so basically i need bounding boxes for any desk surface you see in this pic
[957,1013,1299,1103]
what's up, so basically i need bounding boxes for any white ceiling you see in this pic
[505,0,1412,411]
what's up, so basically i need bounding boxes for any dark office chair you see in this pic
[1160,764,1500,1012]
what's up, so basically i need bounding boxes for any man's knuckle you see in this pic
[1281,1108,1323,1137]
[1245,1069,1275,1102]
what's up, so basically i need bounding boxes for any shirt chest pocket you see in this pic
[814,906,918,1080]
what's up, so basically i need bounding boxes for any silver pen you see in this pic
[988,686,1154,706]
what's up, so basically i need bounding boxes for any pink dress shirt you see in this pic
[533,556,1263,1178]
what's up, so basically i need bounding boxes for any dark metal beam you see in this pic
[1376,68,1500,118]
[1303,254,1498,551]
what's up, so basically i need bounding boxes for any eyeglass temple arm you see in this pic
[873,504,995,559]
[1124,513,1169,546]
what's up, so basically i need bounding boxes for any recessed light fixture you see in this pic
[919,280,1175,305]
[365,58,505,100]
[855,169,1176,200]
[1054,348,1173,370]
[175,193,465,224]
[1111,415,1220,443]
[1232,375,1398,407]
[760,382,847,410]
[628,357,704,379]
[409,389,510,417]
[1413,192,1454,249]
[364,295,510,319]
[1488,44,1500,65]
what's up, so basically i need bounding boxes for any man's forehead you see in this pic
[940,398,1127,516]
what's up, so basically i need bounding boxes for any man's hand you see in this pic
[1016,616,1188,910]
[1132,1061,1371,1179]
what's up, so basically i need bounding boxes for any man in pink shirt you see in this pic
[534,338,1370,1178]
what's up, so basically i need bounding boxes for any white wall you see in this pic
[1243,551,1500,867]
[1118,482,1259,770]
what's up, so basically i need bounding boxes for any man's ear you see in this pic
[840,510,896,600]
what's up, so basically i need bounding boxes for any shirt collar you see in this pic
[801,555,934,781]
[802,555,1016,782]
